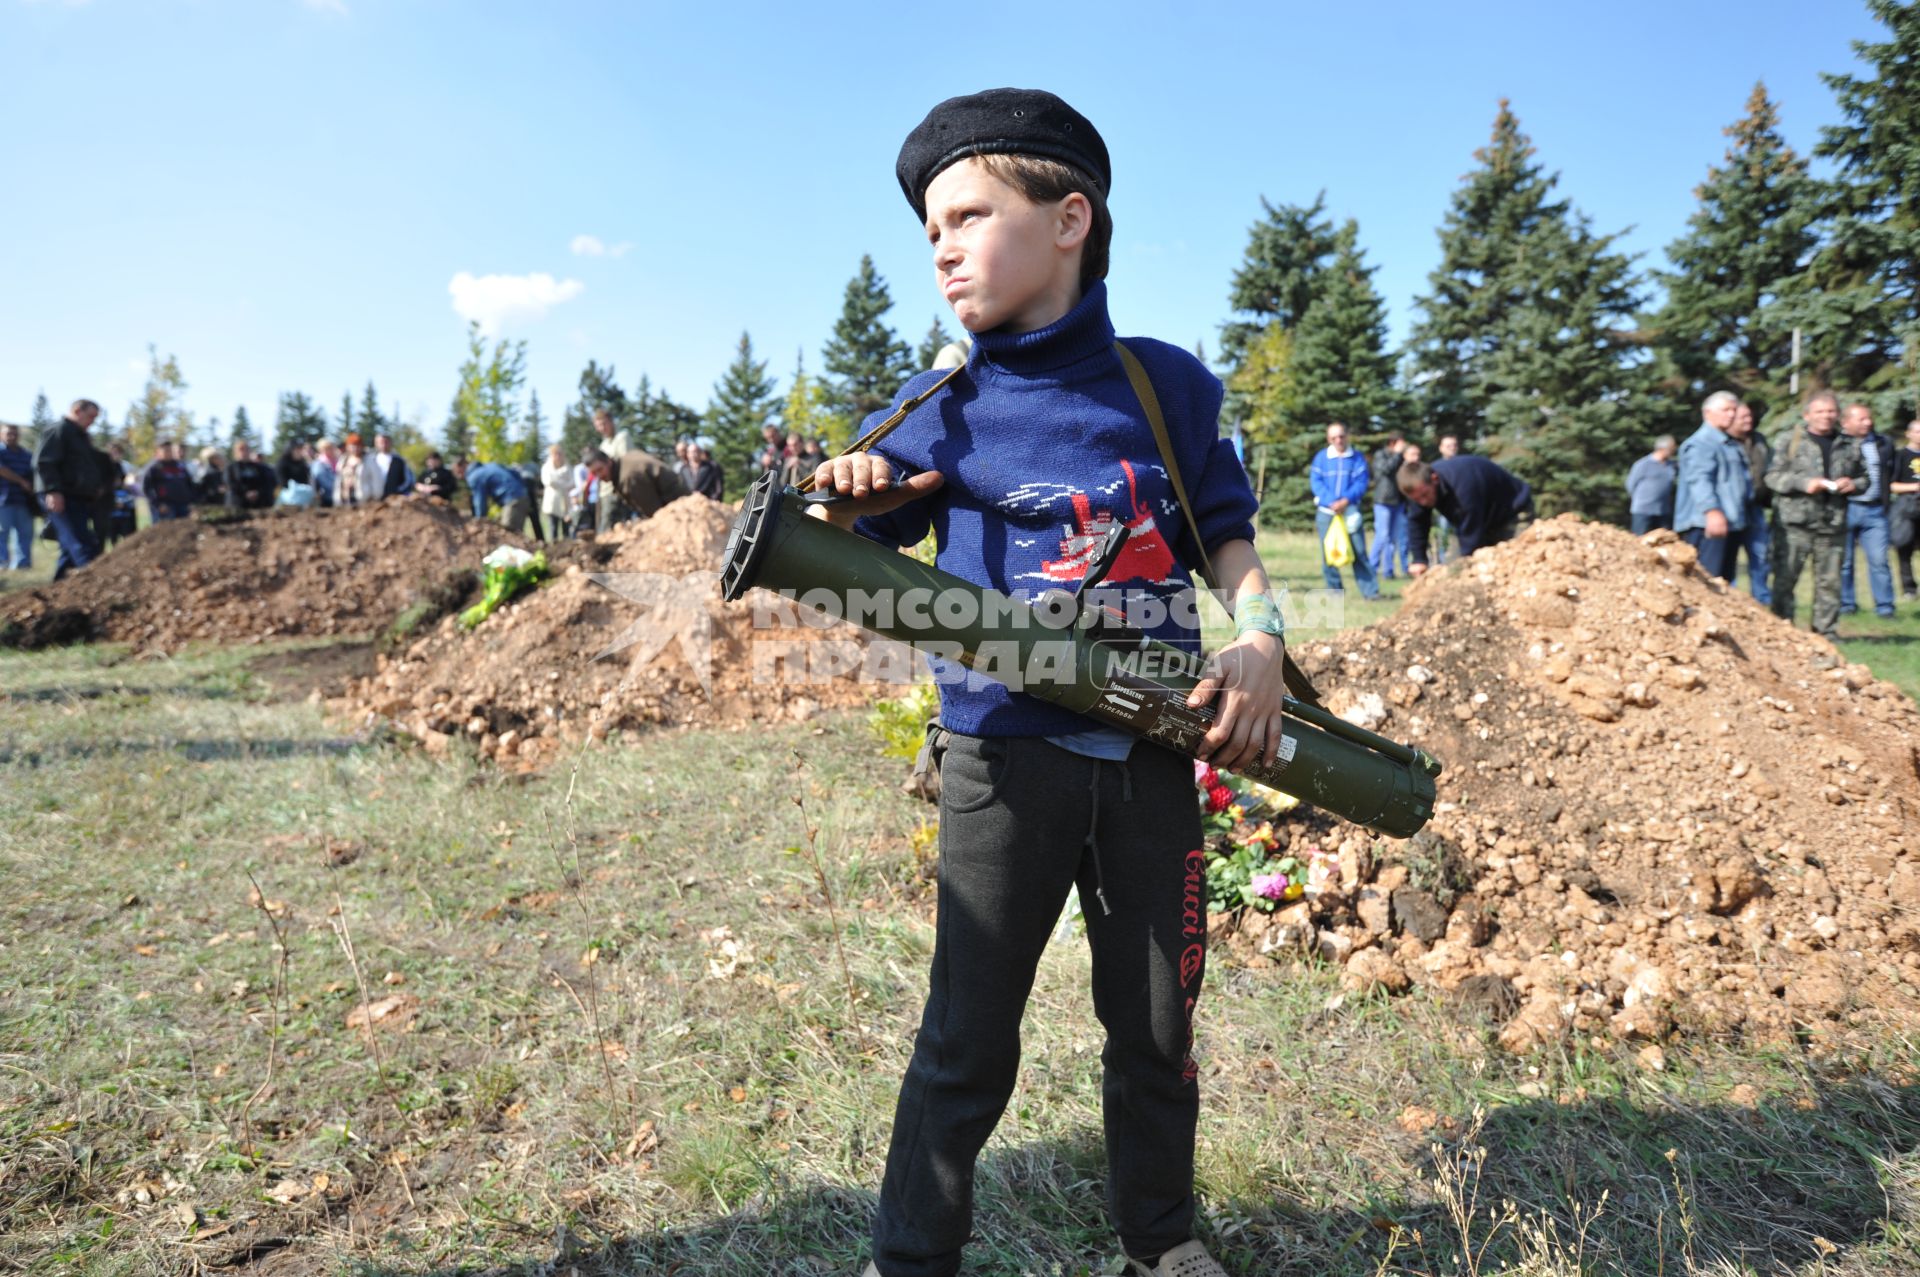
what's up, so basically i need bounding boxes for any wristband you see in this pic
[1235,591,1284,640]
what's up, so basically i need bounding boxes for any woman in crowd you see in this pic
[336,435,365,506]
[540,443,574,540]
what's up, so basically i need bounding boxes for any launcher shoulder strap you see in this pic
[1114,341,1215,588]
[1113,340,1323,708]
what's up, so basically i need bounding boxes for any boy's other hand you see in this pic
[810,453,945,523]
[1187,631,1287,773]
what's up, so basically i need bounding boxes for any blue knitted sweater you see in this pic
[853,283,1258,737]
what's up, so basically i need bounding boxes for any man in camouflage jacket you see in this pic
[1766,391,1866,638]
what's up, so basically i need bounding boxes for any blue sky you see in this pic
[1,0,1883,443]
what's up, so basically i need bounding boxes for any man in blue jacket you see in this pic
[1673,391,1751,582]
[452,456,540,540]
[1308,421,1377,599]
[1399,454,1534,573]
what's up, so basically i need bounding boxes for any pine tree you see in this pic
[1219,194,1342,370]
[562,360,629,460]
[523,390,547,464]
[1797,0,1920,394]
[1406,101,1652,516]
[338,391,355,442]
[1479,219,1654,518]
[634,381,702,459]
[30,391,53,434]
[454,321,527,463]
[272,392,327,453]
[705,332,778,491]
[358,381,384,440]
[231,405,259,451]
[822,254,914,430]
[1407,103,1575,445]
[1286,222,1405,437]
[1650,82,1818,413]
[916,315,957,371]
[442,394,473,458]
[124,345,193,458]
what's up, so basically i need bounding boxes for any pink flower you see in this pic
[1193,762,1220,790]
[1251,872,1290,901]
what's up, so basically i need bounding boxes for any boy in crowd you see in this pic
[811,89,1284,1277]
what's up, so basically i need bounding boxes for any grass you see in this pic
[2,513,1918,1274]
[1,631,1916,1277]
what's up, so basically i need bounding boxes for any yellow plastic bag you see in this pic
[1322,513,1355,568]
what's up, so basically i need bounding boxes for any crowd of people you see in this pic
[1308,423,1511,598]
[1631,390,1919,636]
[8,393,1918,640]
[1300,391,1920,639]
[0,398,849,579]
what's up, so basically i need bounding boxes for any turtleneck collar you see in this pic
[969,281,1116,377]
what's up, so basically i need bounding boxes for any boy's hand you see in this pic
[809,453,944,525]
[1187,630,1287,773]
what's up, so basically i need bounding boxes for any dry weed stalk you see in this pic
[238,869,292,1153]
[788,749,863,1050]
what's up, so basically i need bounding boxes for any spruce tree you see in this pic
[523,390,547,464]
[1407,102,1574,445]
[272,392,326,452]
[916,315,957,371]
[338,391,355,442]
[561,360,627,461]
[1651,82,1818,413]
[1798,0,1920,393]
[231,404,259,451]
[822,254,914,429]
[443,394,473,458]
[1286,222,1404,436]
[1219,194,1341,370]
[705,332,778,490]
[30,391,53,434]
[1480,218,1654,518]
[1407,101,1652,516]
[358,381,384,439]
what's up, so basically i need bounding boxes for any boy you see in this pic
[811,90,1287,1277]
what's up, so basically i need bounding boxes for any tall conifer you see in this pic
[1407,101,1652,516]
[822,255,914,429]
[705,332,778,489]
[1651,83,1817,411]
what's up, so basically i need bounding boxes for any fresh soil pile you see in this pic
[335,496,883,765]
[0,503,527,652]
[1239,515,1920,1052]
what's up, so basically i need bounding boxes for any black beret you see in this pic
[897,88,1110,222]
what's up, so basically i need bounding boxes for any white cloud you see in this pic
[448,271,585,334]
[570,233,631,258]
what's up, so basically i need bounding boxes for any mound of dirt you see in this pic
[0,503,529,653]
[1243,515,1920,1052]
[335,496,886,764]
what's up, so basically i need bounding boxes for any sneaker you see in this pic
[1126,1240,1231,1276]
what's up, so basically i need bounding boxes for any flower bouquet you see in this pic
[1194,761,1338,914]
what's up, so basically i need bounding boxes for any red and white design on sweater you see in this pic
[1024,460,1179,586]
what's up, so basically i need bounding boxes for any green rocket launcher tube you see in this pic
[720,472,1441,837]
